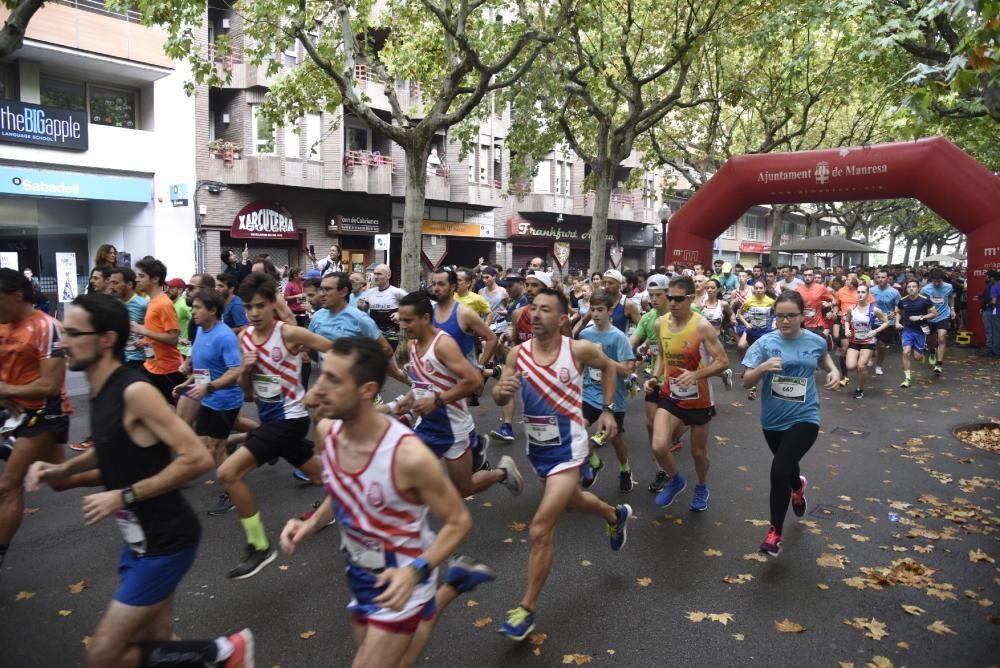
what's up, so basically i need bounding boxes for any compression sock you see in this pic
[904,370,912,380]
[588,453,601,469]
[240,512,269,551]
[139,639,218,666]
[619,463,631,473]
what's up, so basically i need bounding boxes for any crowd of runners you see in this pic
[0,242,989,667]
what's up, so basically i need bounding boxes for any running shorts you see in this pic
[244,417,313,468]
[657,397,716,426]
[194,406,240,440]
[582,403,625,433]
[114,545,197,607]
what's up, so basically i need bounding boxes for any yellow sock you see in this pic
[240,512,269,551]
[904,370,911,380]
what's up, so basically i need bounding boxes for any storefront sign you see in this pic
[421,220,483,237]
[740,241,771,253]
[0,166,150,202]
[0,99,88,151]
[231,202,298,240]
[507,218,615,242]
[328,214,385,234]
[620,226,656,247]
[553,242,570,268]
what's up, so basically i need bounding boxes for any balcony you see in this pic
[577,191,644,223]
[343,150,393,195]
[426,168,451,201]
[4,0,172,69]
[464,180,503,208]
[203,154,325,187]
[514,190,575,216]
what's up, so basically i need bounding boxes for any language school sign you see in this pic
[0,99,88,151]
[231,202,298,240]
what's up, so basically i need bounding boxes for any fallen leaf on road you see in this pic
[844,617,888,640]
[708,613,734,626]
[736,466,749,472]
[81,636,92,648]
[978,599,993,607]
[527,633,547,646]
[828,543,846,550]
[637,577,653,587]
[837,662,854,668]
[502,538,513,544]
[580,560,592,567]
[58,609,72,617]
[866,657,893,668]
[685,611,707,622]
[203,479,214,486]
[562,654,592,665]
[277,565,289,571]
[15,591,34,601]
[926,620,956,636]
[68,580,87,594]
[606,649,615,655]
[901,605,925,616]
[508,521,528,532]
[927,588,958,601]
[836,522,861,530]
[743,552,768,562]
[851,534,871,543]
[722,574,753,585]
[732,633,745,640]
[744,519,770,527]
[23,507,39,515]
[817,553,850,569]
[466,600,478,607]
[969,549,994,564]
[532,648,540,656]
[703,549,722,557]
[482,501,492,508]
[714,435,730,444]
[913,545,934,554]
[472,617,492,629]
[896,641,910,649]
[299,630,316,640]
[817,583,830,590]
[843,576,869,590]
[774,618,806,633]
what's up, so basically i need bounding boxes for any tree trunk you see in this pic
[767,206,784,268]
[886,229,897,265]
[402,144,431,292]
[588,163,615,276]
[903,237,913,266]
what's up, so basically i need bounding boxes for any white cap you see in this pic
[603,269,624,283]
[528,271,553,288]
[645,273,670,291]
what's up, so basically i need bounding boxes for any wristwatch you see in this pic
[602,404,615,413]
[411,556,431,583]
[434,394,446,409]
[121,486,138,508]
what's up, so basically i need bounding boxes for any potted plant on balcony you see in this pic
[208,140,243,166]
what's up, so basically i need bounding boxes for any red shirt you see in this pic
[284,280,306,314]
[0,310,72,414]
[797,283,833,329]
[144,293,182,375]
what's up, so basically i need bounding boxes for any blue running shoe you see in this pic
[500,606,535,641]
[292,468,310,482]
[491,423,516,442]
[655,473,687,508]
[446,555,497,593]
[608,504,632,551]
[689,484,710,511]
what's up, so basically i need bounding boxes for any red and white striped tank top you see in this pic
[239,321,307,421]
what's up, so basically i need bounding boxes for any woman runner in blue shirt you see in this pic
[741,291,840,557]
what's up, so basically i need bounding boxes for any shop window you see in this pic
[40,77,85,111]
[306,113,322,159]
[283,121,300,159]
[251,104,275,154]
[88,85,137,128]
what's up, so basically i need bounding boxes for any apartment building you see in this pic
[0,0,196,302]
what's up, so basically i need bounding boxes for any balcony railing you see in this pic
[54,0,142,22]
[207,44,243,69]
[345,150,395,171]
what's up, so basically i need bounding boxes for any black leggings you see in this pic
[763,423,819,534]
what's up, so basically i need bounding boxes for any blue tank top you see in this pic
[433,302,476,357]
[611,295,628,333]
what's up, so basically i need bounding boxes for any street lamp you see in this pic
[658,204,671,267]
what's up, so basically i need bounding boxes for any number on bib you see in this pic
[770,375,806,403]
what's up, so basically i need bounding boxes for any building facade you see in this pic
[0,0,196,304]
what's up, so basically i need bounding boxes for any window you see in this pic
[479,144,490,184]
[346,125,369,152]
[743,214,765,241]
[283,121,300,158]
[722,223,737,240]
[89,85,137,128]
[251,105,275,154]
[554,160,563,194]
[533,160,551,193]
[40,77,85,111]
[565,162,572,195]
[305,113,322,159]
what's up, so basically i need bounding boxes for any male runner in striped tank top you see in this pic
[492,288,633,641]
[393,292,524,498]
[282,337,494,667]
[216,273,334,580]
[644,275,730,512]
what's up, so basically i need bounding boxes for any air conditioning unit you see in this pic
[221,18,230,30]
[391,218,404,233]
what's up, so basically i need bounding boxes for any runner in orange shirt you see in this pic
[132,258,185,403]
[796,268,834,349]
[0,268,72,578]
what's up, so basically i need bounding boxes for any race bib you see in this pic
[525,415,561,446]
[251,374,282,402]
[749,307,770,329]
[668,376,700,401]
[930,296,943,304]
[192,368,211,385]
[411,381,434,401]
[115,510,147,556]
[143,343,155,359]
[125,332,142,354]
[921,325,931,335]
[803,308,816,319]
[770,375,806,403]
[853,322,872,340]
[588,367,603,382]
[341,529,386,570]
[0,412,26,435]
[648,342,659,356]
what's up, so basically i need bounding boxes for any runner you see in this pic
[217,272,333,579]
[172,289,244,516]
[281,336,491,668]
[895,279,937,388]
[742,291,840,556]
[870,269,901,376]
[25,293,252,667]
[166,278,192,357]
[478,266,509,329]
[737,281,776,400]
[492,288,631,641]
[0,269,72,578]
[796,267,834,346]
[217,274,250,333]
[843,283,889,399]
[833,273,872,386]
[699,279,733,345]
[362,264,407,350]
[572,269,640,335]
[453,268,491,322]
[393,292,523,497]
[578,289,637,492]
[90,265,113,295]
[922,268,956,374]
[644,275,730,512]
[133,258,185,404]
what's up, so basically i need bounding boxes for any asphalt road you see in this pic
[1,347,998,667]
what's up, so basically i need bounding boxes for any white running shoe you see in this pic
[874,366,883,376]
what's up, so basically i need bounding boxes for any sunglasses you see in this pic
[667,294,692,303]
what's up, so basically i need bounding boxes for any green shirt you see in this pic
[174,297,191,356]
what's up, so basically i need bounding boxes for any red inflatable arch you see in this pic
[665,137,1000,344]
